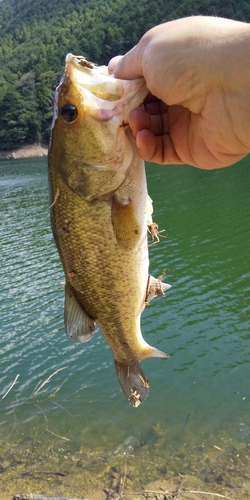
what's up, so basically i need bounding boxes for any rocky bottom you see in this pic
[0,429,250,500]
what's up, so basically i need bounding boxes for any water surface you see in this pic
[0,158,250,498]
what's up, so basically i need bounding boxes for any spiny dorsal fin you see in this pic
[64,281,95,343]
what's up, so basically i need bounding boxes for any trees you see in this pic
[0,0,249,150]
[0,90,27,149]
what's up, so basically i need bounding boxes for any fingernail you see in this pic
[136,132,142,149]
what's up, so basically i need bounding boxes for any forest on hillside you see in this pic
[0,0,250,151]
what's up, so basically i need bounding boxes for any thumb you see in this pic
[109,46,143,80]
[108,55,123,75]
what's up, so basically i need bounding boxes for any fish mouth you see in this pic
[64,54,148,119]
[65,53,125,102]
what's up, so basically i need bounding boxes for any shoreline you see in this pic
[0,143,48,160]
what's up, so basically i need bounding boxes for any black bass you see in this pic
[48,54,170,407]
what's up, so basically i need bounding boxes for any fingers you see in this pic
[135,129,157,161]
[134,129,184,165]
[128,108,151,137]
[129,103,169,137]
[128,102,184,164]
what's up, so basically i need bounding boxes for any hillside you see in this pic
[0,0,250,151]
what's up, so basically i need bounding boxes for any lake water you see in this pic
[0,157,250,499]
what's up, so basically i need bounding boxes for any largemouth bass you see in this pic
[48,54,171,407]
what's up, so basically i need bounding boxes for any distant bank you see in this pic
[0,143,48,160]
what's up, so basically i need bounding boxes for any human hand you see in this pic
[109,17,250,169]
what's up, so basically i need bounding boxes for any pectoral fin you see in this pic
[114,360,149,407]
[64,281,95,343]
[111,195,141,250]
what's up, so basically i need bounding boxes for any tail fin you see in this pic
[114,360,149,408]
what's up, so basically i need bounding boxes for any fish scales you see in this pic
[48,54,171,407]
[50,158,148,351]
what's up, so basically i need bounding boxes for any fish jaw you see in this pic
[64,53,148,121]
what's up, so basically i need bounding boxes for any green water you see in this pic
[0,157,250,498]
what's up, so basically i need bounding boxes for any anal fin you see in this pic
[114,360,149,407]
[64,281,95,343]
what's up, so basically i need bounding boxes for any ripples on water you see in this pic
[0,158,250,497]
[147,163,250,419]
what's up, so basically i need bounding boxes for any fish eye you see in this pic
[60,103,78,123]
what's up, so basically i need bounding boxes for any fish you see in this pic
[48,54,171,407]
